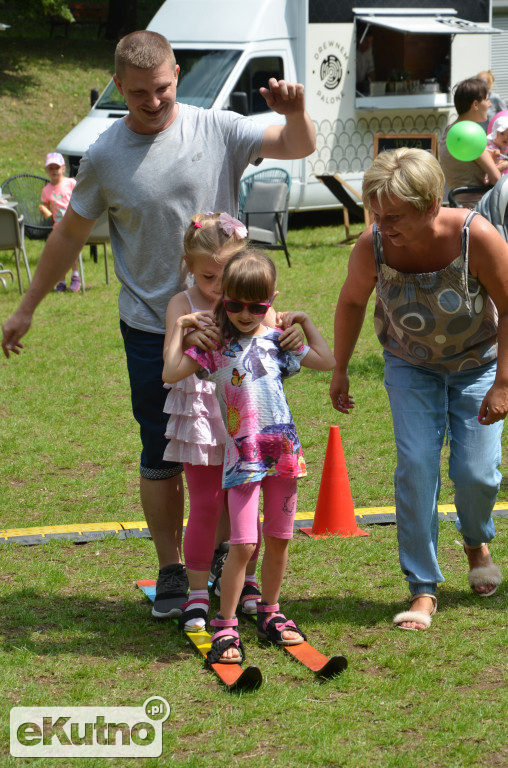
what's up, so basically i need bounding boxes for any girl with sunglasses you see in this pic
[163,214,303,633]
[163,249,335,664]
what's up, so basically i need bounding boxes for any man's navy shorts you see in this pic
[120,320,183,480]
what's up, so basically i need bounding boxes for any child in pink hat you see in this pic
[40,153,81,292]
[487,116,508,176]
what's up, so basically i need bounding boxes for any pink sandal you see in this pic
[206,615,245,665]
[256,602,305,646]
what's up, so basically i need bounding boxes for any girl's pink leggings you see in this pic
[228,475,298,544]
[183,463,261,571]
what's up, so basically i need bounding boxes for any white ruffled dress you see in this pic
[163,291,226,466]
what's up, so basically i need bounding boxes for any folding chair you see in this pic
[315,173,371,244]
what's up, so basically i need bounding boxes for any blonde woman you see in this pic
[330,148,506,630]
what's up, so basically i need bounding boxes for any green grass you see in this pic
[1,227,506,768]
[0,32,506,768]
[1,528,506,768]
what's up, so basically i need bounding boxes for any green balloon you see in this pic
[446,120,487,162]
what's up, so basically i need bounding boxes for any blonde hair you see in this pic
[181,212,248,282]
[362,148,444,214]
[215,250,277,342]
[477,69,495,90]
[115,31,176,78]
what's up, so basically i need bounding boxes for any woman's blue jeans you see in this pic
[384,351,503,596]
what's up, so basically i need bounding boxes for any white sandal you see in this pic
[393,593,437,631]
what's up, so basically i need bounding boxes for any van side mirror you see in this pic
[90,88,99,107]
[230,91,249,116]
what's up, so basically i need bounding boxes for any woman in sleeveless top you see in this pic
[330,148,506,630]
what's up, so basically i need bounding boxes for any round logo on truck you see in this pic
[320,54,343,90]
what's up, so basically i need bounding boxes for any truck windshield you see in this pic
[94,48,242,111]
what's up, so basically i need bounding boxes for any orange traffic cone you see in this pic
[301,425,368,539]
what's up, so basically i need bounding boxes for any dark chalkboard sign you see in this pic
[373,133,438,158]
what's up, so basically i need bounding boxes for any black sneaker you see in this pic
[208,542,229,593]
[152,563,188,619]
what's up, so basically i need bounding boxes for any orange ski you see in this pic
[284,641,348,679]
[243,611,347,679]
[137,580,262,691]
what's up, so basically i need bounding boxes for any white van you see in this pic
[57,0,500,212]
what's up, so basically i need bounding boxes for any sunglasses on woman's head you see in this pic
[222,295,273,315]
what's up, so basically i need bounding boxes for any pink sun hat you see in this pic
[45,152,65,168]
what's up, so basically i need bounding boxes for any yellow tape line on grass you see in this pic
[1,503,506,542]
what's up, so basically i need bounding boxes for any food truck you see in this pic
[56,0,500,211]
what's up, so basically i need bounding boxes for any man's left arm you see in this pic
[258,78,316,160]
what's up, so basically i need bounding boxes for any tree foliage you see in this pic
[6,0,160,39]
[30,0,139,39]
[37,0,74,23]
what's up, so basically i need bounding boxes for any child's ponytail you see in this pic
[179,212,248,284]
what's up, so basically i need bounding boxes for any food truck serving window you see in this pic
[353,7,501,108]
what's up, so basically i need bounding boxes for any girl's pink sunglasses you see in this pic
[222,295,273,316]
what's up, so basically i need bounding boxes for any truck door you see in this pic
[225,54,301,200]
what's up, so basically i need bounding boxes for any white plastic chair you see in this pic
[67,213,110,293]
[85,211,110,284]
[0,262,14,290]
[0,207,31,293]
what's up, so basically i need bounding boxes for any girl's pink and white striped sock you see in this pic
[242,575,261,614]
[183,589,209,631]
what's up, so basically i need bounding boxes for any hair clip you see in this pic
[193,222,202,229]
[220,212,248,239]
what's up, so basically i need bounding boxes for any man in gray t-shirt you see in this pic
[2,30,316,617]
[71,103,263,334]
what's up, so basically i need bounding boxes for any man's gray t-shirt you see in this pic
[70,103,264,333]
